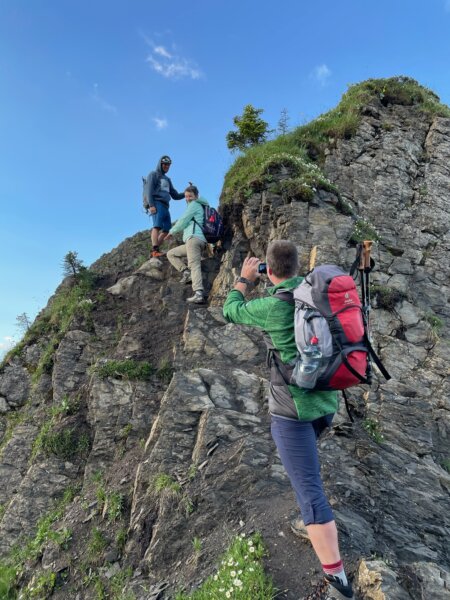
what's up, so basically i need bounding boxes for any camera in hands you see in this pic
[258,262,267,274]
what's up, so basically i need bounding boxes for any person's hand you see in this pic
[240,257,260,283]
[150,206,157,215]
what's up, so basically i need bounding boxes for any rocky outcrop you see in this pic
[0,361,30,409]
[0,90,449,599]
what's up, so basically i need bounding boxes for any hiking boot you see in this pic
[151,250,166,258]
[187,291,206,304]
[304,576,354,600]
[180,269,192,284]
[323,575,354,599]
[290,517,309,540]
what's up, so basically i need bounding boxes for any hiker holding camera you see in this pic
[166,184,209,304]
[223,240,354,600]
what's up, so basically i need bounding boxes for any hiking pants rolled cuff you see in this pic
[270,414,334,526]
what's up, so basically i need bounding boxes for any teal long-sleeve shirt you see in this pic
[223,276,338,421]
[169,197,209,243]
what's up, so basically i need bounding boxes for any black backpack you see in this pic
[193,206,224,244]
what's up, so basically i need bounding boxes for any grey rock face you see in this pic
[0,424,38,506]
[0,458,78,554]
[52,330,92,404]
[0,362,30,407]
[0,98,449,599]
[107,275,138,296]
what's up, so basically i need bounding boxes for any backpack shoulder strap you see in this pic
[191,202,205,233]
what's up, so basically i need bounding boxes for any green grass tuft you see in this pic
[31,405,90,463]
[349,218,381,243]
[153,473,182,494]
[175,533,276,599]
[0,564,17,599]
[92,359,155,380]
[371,285,407,312]
[156,358,174,385]
[22,571,56,599]
[363,418,384,444]
[88,528,108,559]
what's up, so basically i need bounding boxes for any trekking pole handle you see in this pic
[361,240,373,272]
[309,246,317,271]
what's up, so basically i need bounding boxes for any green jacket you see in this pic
[169,197,209,243]
[223,276,338,421]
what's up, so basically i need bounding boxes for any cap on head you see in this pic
[161,156,172,165]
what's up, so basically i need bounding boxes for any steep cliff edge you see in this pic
[0,78,449,599]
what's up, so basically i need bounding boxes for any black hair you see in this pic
[185,182,199,197]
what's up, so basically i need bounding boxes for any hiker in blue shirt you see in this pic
[166,184,209,304]
[143,155,184,257]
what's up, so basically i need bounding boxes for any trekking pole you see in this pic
[359,240,373,328]
[359,240,373,384]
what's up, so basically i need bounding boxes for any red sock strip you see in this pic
[322,560,343,574]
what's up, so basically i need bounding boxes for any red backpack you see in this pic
[275,264,390,392]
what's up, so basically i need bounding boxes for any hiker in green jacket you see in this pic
[166,184,209,304]
[223,240,354,600]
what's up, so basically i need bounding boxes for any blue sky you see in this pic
[1,0,450,356]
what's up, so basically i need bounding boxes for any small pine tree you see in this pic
[277,108,290,135]
[62,251,84,278]
[226,104,270,152]
[16,312,32,333]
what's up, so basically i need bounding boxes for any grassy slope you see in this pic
[222,76,450,204]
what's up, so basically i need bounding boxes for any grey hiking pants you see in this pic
[167,236,206,292]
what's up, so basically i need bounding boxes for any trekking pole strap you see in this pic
[363,333,391,380]
[342,390,354,423]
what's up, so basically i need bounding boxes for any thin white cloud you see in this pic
[145,41,203,80]
[154,45,172,59]
[0,336,15,351]
[153,117,168,130]
[312,64,331,86]
[92,83,118,114]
